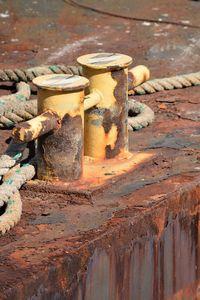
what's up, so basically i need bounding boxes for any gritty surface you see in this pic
[0,0,200,77]
[0,0,200,299]
[2,87,200,299]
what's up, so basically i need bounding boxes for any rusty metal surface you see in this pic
[72,0,200,27]
[0,0,200,299]
[0,86,200,299]
[84,68,128,159]
[12,110,60,143]
[0,0,200,77]
[38,113,83,181]
[71,198,200,300]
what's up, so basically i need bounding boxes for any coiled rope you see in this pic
[2,66,200,130]
[0,163,35,234]
[0,191,22,235]
[2,66,200,129]
[0,140,35,235]
[133,71,200,95]
[0,140,28,178]
[0,99,36,128]
[0,82,34,128]
[128,100,155,130]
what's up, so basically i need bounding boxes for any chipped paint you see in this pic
[78,53,132,159]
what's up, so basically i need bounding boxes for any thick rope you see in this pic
[0,139,35,235]
[0,81,30,102]
[0,82,32,127]
[0,140,27,178]
[0,191,22,235]
[0,65,82,82]
[128,100,155,130]
[133,72,200,95]
[0,164,35,235]
[0,164,35,205]
[0,99,36,128]
[0,154,22,177]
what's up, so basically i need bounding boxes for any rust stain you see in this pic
[70,205,200,300]
[38,113,83,181]
[104,68,128,158]
[1,1,200,299]
[12,110,60,143]
[25,151,153,196]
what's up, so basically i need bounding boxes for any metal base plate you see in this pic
[24,151,153,202]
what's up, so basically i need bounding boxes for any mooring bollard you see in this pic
[12,53,151,183]
[12,74,89,182]
[77,53,133,159]
[77,53,149,159]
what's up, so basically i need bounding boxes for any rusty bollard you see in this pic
[77,53,133,159]
[12,74,89,182]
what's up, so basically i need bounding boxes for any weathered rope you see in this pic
[0,81,30,102]
[0,65,82,82]
[0,154,22,177]
[0,140,27,178]
[0,191,22,235]
[1,66,200,95]
[133,71,200,95]
[0,99,36,128]
[0,139,35,235]
[0,82,32,127]
[0,164,35,235]
[0,163,35,205]
[128,100,155,130]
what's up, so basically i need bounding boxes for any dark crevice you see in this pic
[0,202,7,216]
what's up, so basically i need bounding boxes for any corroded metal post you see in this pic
[77,53,132,159]
[13,74,89,182]
[33,74,89,181]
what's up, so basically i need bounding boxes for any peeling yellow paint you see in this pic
[78,53,132,159]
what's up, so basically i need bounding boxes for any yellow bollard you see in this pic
[77,52,133,159]
[34,74,89,181]
[13,74,89,182]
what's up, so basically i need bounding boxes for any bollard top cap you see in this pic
[33,74,89,91]
[77,52,132,70]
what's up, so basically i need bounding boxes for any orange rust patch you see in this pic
[28,151,153,191]
[9,248,35,267]
[36,224,49,231]
[82,151,153,186]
